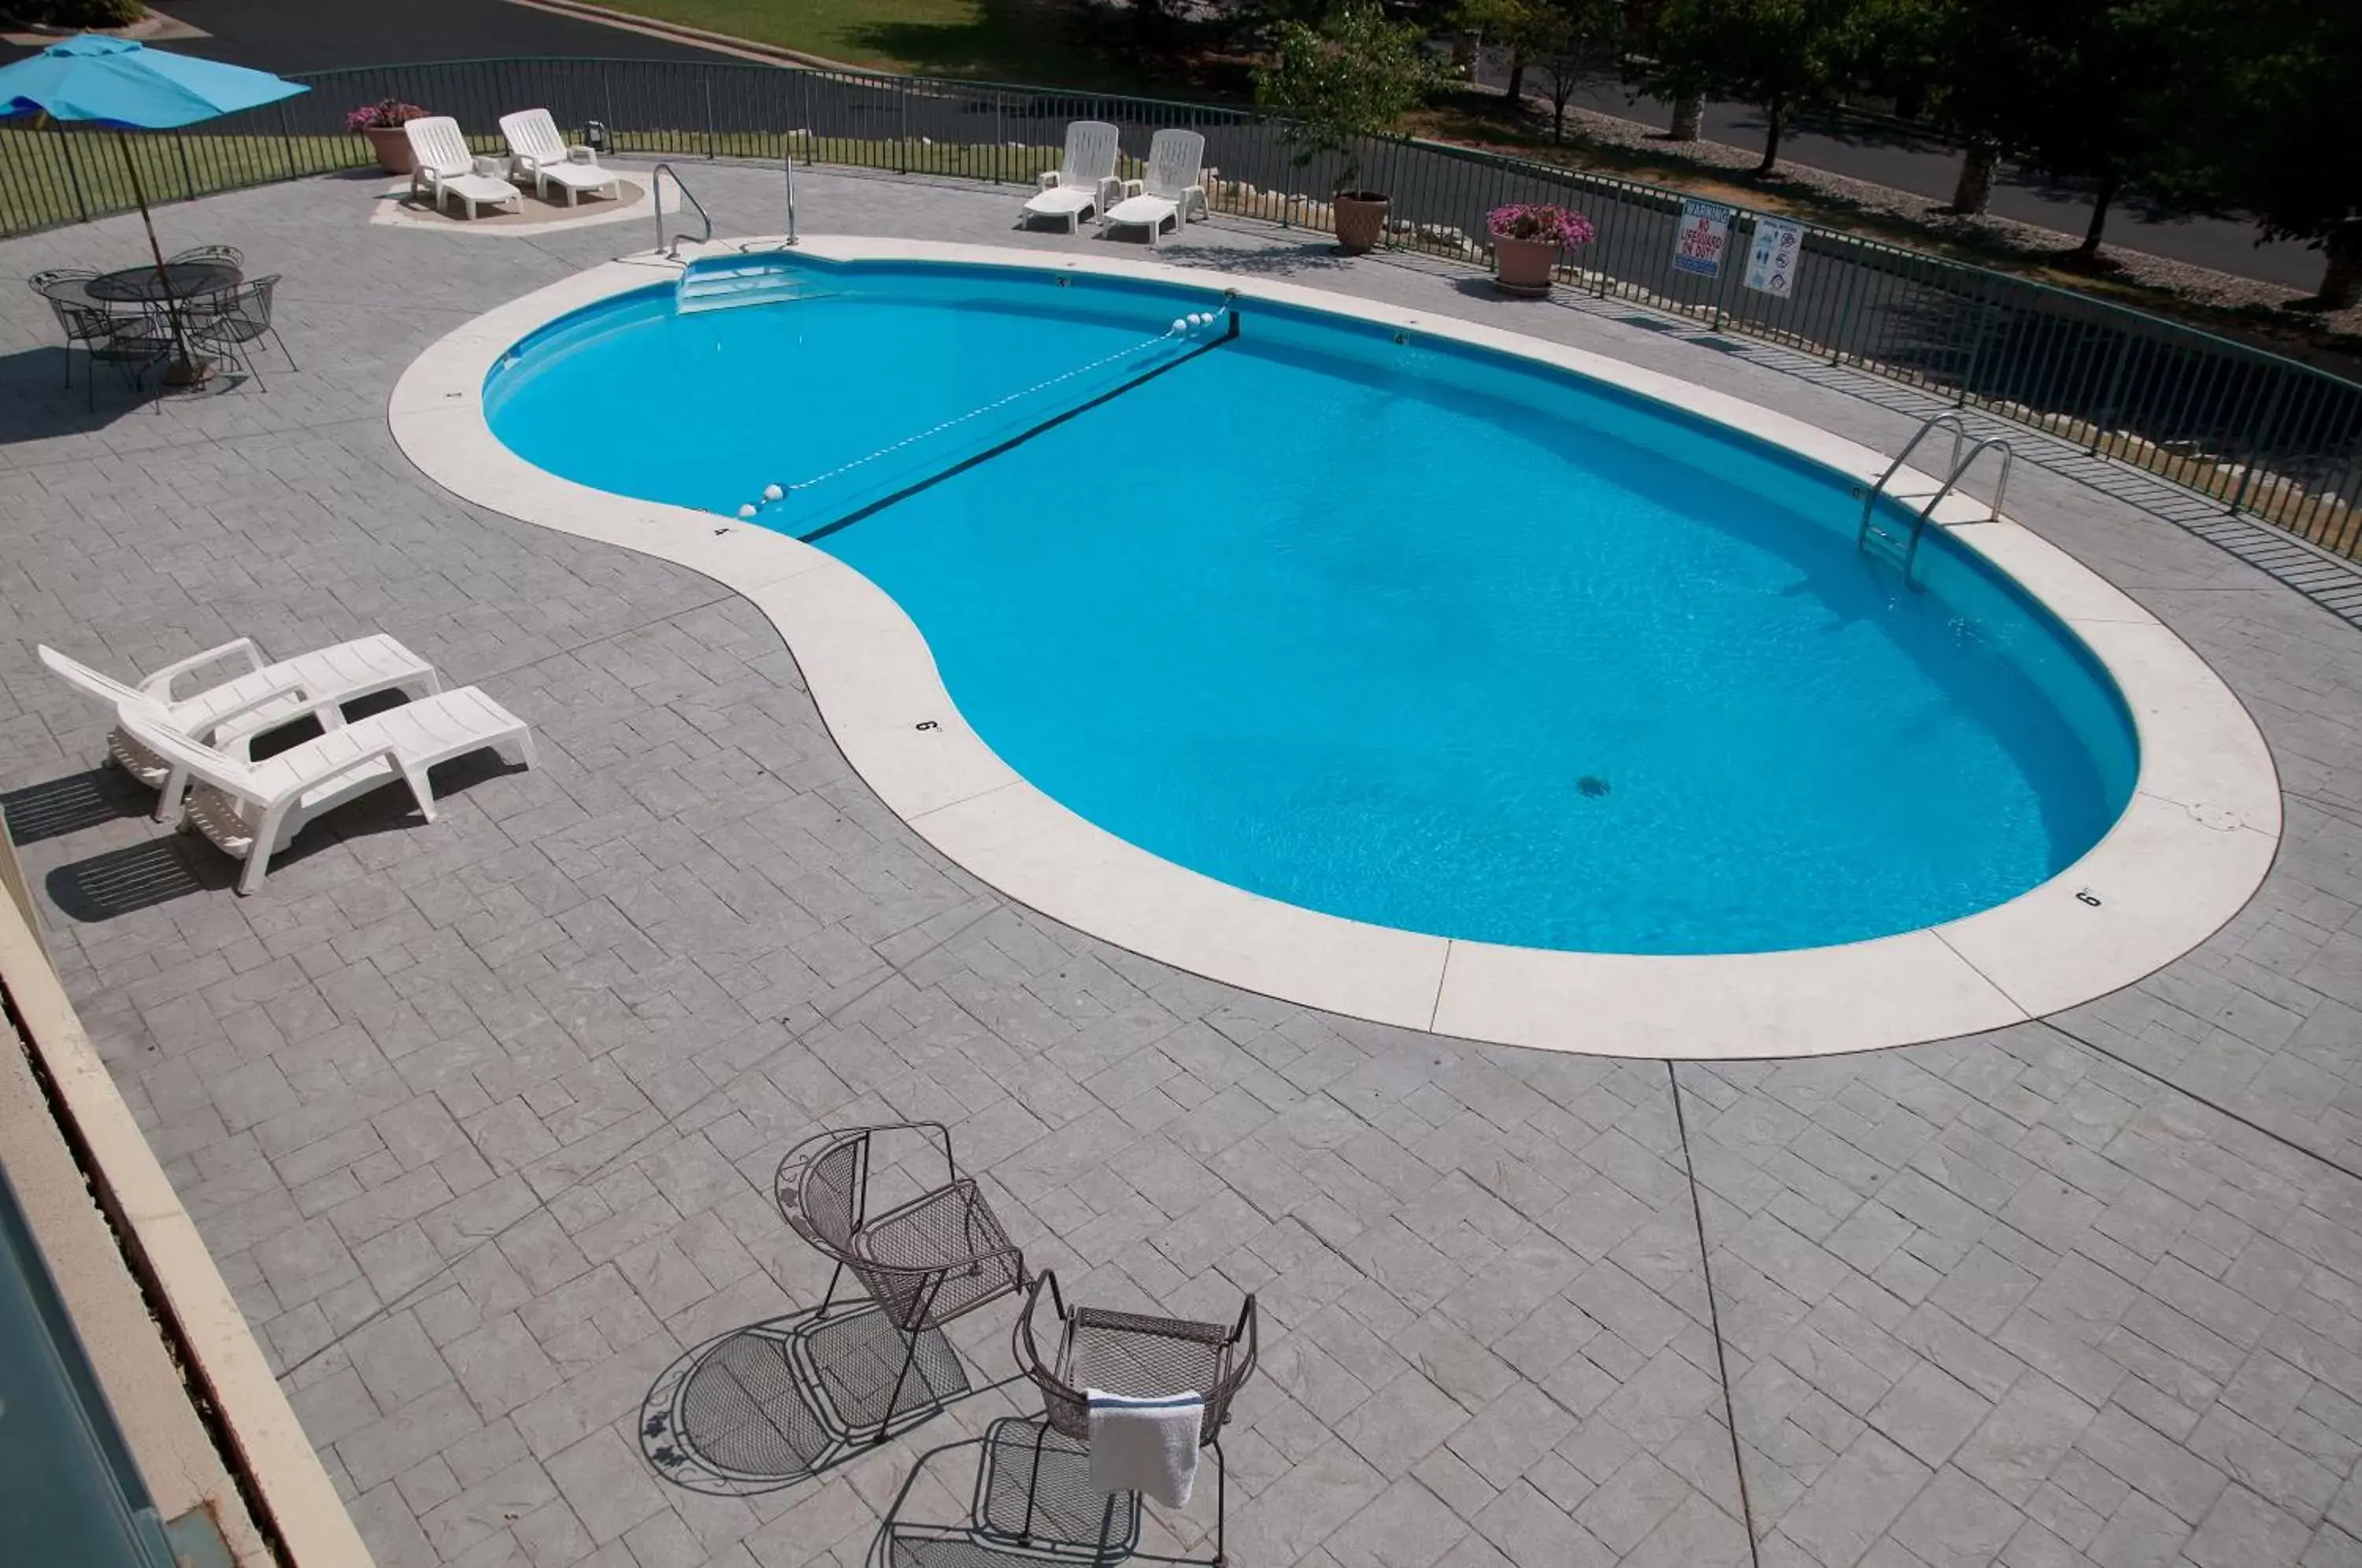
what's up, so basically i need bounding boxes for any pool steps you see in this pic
[675,255,813,315]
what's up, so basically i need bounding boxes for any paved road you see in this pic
[1510,65,2327,294]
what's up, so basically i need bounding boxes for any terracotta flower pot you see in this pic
[362,124,416,176]
[1493,233,1560,297]
[1332,192,1390,255]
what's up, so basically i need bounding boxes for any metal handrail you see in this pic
[1858,410,1971,545]
[1859,412,2015,583]
[1913,437,2016,533]
[650,161,710,259]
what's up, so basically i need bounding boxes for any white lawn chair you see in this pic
[119,686,535,894]
[1020,121,1122,234]
[1102,129,1208,247]
[404,116,522,219]
[498,108,620,205]
[39,636,440,819]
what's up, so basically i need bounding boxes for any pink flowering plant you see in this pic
[346,98,429,133]
[1487,203,1596,247]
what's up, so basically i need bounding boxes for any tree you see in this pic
[1951,0,2197,258]
[1254,0,1444,195]
[1527,0,1627,142]
[1457,0,1624,140]
[1455,0,1537,101]
[1632,0,1865,175]
[2168,0,2362,305]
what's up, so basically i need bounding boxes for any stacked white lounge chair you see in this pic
[404,115,524,219]
[1020,120,1123,233]
[40,634,535,893]
[499,108,621,205]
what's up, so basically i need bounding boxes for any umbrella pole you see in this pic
[115,129,205,386]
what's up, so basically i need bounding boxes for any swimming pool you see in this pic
[486,255,2138,956]
[400,235,2277,1056]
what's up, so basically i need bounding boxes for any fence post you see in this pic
[1957,294,1994,409]
[898,80,909,175]
[58,127,90,223]
[2229,373,2288,516]
[1710,211,1738,332]
[2088,331,2132,457]
[704,77,716,160]
[994,91,1005,183]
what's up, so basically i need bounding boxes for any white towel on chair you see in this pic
[1086,1388,1203,1507]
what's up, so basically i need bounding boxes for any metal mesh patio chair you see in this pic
[1008,1271,1258,1567]
[186,275,293,388]
[28,269,116,389]
[774,1122,1027,1443]
[164,244,243,270]
[50,301,170,410]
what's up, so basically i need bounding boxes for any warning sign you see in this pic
[1672,198,1732,278]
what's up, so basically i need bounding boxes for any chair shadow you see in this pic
[2,767,151,845]
[44,837,237,922]
[871,1418,1144,1568]
[0,345,168,442]
[639,1300,985,1498]
[34,746,528,923]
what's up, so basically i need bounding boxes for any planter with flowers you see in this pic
[349,98,431,174]
[1489,203,1595,298]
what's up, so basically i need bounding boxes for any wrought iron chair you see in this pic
[28,268,117,390]
[1007,1270,1258,1567]
[164,244,244,270]
[774,1122,1028,1444]
[50,301,170,410]
[186,275,293,388]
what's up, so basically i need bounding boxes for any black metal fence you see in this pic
[6,54,2358,556]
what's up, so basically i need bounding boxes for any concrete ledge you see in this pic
[0,885,377,1567]
[393,235,2282,1060]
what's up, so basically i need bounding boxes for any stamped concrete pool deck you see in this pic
[6,164,2362,1568]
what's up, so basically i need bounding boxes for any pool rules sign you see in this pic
[1745,216,1805,298]
[1671,198,1732,276]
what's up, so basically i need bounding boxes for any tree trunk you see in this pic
[1506,52,1526,102]
[2078,169,2119,259]
[1949,138,1997,215]
[1553,99,1569,142]
[2318,220,2362,309]
[1669,93,1703,141]
[1756,102,1783,175]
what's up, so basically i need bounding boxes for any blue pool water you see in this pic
[488,259,2138,955]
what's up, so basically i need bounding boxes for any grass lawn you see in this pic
[0,127,373,236]
[588,0,1126,84]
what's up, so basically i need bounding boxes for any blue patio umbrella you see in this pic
[0,35,307,375]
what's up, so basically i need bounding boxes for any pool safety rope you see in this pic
[735,304,1239,537]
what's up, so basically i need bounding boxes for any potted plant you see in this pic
[1488,202,1595,296]
[1254,0,1442,255]
[348,98,430,175]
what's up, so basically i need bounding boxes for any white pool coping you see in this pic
[390,235,2282,1061]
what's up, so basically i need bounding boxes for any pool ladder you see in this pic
[1857,411,2014,586]
[653,162,712,259]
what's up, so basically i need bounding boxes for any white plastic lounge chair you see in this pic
[39,636,440,819]
[119,686,535,895]
[404,116,522,219]
[1102,129,1208,247]
[1020,121,1122,234]
[498,108,620,205]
